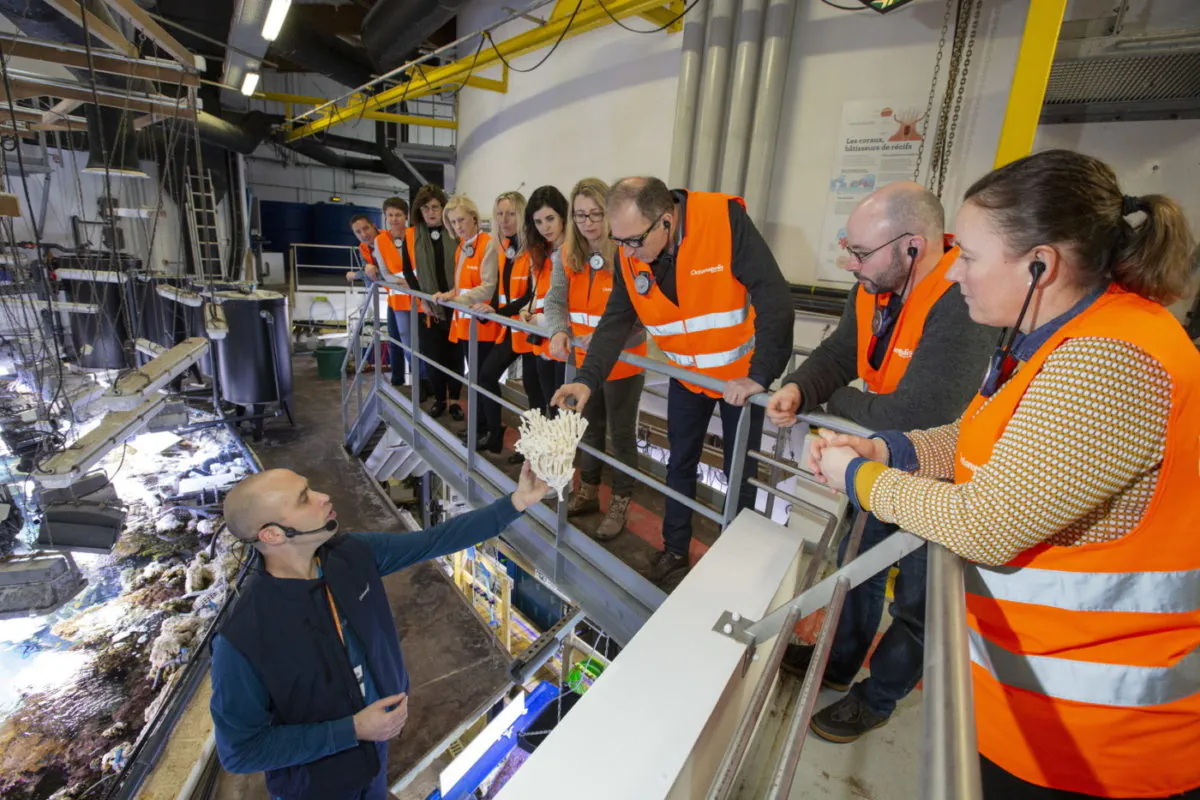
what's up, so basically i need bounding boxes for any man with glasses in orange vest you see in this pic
[765,181,991,743]
[552,177,794,590]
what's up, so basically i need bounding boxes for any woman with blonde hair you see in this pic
[809,149,1200,799]
[435,194,501,441]
[546,178,648,540]
[472,191,541,455]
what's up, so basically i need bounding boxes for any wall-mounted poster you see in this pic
[817,99,926,285]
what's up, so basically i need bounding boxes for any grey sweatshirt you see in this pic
[782,283,994,431]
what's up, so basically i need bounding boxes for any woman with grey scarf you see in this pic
[400,184,465,419]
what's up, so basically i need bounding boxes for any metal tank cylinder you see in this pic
[58,256,138,370]
[214,289,293,407]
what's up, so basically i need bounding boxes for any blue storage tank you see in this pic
[259,200,311,259]
[308,203,382,267]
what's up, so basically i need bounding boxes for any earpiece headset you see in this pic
[264,519,339,538]
[870,243,920,339]
[980,259,1047,397]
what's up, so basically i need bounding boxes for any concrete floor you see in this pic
[211,355,511,800]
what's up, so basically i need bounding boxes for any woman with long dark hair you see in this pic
[518,185,570,415]
[810,149,1200,800]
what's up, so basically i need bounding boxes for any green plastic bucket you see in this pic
[315,346,347,379]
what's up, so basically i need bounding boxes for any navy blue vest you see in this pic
[219,535,409,799]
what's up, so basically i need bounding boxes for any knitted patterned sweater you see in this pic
[862,337,1171,566]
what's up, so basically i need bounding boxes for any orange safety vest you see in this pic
[505,251,536,352]
[618,192,754,398]
[566,265,646,380]
[374,230,412,313]
[449,233,502,344]
[854,246,959,394]
[953,286,1200,797]
[511,255,553,357]
[358,241,376,267]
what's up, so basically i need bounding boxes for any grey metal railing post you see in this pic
[408,302,423,453]
[372,293,381,398]
[922,544,982,800]
[721,403,754,527]
[466,317,480,505]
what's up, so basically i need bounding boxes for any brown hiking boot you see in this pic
[594,495,631,541]
[566,482,600,516]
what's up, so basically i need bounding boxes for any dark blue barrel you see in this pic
[214,289,293,407]
[56,255,139,370]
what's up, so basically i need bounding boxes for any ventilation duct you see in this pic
[84,106,147,178]
[361,0,468,74]
[272,15,375,89]
[1042,30,1200,124]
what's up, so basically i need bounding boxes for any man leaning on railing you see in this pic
[552,176,793,591]
[764,182,992,744]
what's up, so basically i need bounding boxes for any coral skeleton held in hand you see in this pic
[514,409,588,501]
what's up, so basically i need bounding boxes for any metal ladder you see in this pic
[184,169,223,280]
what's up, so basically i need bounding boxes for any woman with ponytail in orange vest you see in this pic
[435,195,501,442]
[811,150,1200,800]
[518,186,570,417]
[473,191,544,457]
[545,178,648,541]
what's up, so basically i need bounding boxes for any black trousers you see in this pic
[981,756,1200,799]
[662,378,764,556]
[460,340,494,430]
[479,343,550,431]
[578,372,644,496]
[418,320,462,404]
[535,357,566,417]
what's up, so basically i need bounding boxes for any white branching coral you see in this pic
[514,409,588,501]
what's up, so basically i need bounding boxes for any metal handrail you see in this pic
[347,282,981,800]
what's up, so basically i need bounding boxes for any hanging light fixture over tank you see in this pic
[83,106,149,179]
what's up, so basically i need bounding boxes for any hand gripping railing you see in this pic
[343,284,981,799]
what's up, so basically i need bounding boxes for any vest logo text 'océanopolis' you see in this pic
[691,264,726,276]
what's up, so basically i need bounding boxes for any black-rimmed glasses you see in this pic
[845,231,913,264]
[610,214,664,249]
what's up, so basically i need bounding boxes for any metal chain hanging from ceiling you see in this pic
[912,0,983,198]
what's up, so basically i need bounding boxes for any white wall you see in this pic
[5,144,188,274]
[454,2,682,208]
[455,0,1200,286]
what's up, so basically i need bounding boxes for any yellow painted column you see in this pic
[993,0,1068,168]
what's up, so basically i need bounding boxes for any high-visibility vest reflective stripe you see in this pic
[853,246,959,394]
[617,191,754,398]
[450,232,502,344]
[642,307,749,338]
[953,285,1200,797]
[661,338,754,370]
[566,266,645,380]
[374,231,412,312]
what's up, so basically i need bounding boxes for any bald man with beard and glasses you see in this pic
[764,182,992,744]
[209,465,549,800]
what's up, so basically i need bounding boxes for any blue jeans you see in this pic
[827,512,927,718]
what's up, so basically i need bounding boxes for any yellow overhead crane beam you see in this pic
[256,92,458,130]
[284,0,679,142]
[994,0,1067,167]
